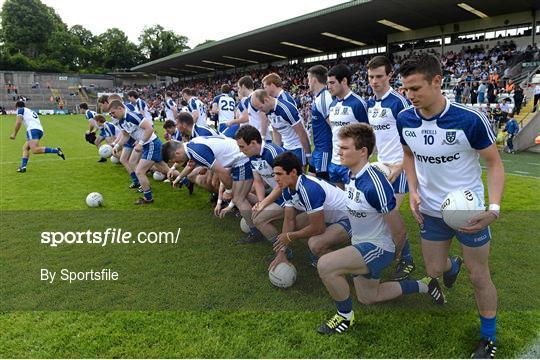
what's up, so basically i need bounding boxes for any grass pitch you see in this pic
[0,115,539,358]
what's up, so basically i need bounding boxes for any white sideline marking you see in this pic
[514,171,531,175]
[527,162,540,166]
[520,334,540,358]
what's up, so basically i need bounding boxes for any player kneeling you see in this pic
[316,124,444,335]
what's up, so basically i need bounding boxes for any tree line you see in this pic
[0,0,213,74]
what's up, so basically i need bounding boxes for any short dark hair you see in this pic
[166,91,173,97]
[180,100,188,106]
[79,103,88,110]
[399,54,442,83]
[307,65,328,84]
[15,100,25,108]
[127,90,138,99]
[328,64,352,86]
[108,99,124,110]
[235,124,262,144]
[221,84,231,93]
[163,120,176,129]
[97,95,109,104]
[273,151,303,175]
[338,123,376,156]
[161,140,182,163]
[367,55,392,75]
[94,114,106,123]
[176,112,194,126]
[238,76,254,90]
[181,88,194,96]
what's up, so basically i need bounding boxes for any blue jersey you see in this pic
[282,174,348,224]
[346,163,396,252]
[277,89,296,107]
[329,91,368,164]
[191,124,219,139]
[250,142,285,188]
[185,136,247,168]
[164,98,177,121]
[239,95,271,141]
[171,129,183,142]
[397,100,495,217]
[311,88,333,152]
[188,97,208,127]
[267,97,302,150]
[85,109,97,122]
[118,110,157,144]
[367,88,410,164]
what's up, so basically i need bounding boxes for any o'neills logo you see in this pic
[414,152,460,164]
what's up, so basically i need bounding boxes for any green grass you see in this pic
[1,115,539,358]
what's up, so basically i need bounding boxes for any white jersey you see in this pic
[17,107,43,131]
[282,174,348,224]
[212,94,235,124]
[367,88,410,164]
[188,97,208,127]
[328,91,368,164]
[184,136,248,169]
[164,98,177,121]
[397,99,495,217]
[85,109,98,129]
[117,110,157,145]
[134,98,152,121]
[249,143,285,189]
[238,95,271,141]
[346,163,396,252]
[266,97,302,150]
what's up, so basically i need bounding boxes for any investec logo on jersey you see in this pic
[347,207,367,218]
[372,124,391,131]
[413,152,460,164]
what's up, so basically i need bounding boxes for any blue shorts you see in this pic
[221,124,239,139]
[286,147,306,166]
[353,242,395,279]
[26,129,43,141]
[310,149,331,173]
[420,213,491,248]
[232,161,254,181]
[328,162,350,184]
[327,217,352,237]
[141,138,163,162]
[392,171,408,194]
[124,138,135,149]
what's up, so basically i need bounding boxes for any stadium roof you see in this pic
[132,0,539,76]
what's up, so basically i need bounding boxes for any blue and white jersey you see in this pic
[367,88,410,165]
[311,88,333,152]
[397,99,495,217]
[191,124,219,139]
[250,143,285,188]
[188,97,208,127]
[329,91,368,164]
[282,174,348,224]
[238,95,271,141]
[346,163,396,252]
[266,97,303,150]
[17,107,43,131]
[184,136,248,169]
[85,109,97,128]
[134,98,152,121]
[99,121,118,138]
[164,98,177,121]
[117,110,157,145]
[212,94,235,124]
[277,89,296,107]
[171,129,183,142]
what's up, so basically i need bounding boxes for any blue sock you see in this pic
[44,147,58,154]
[399,280,420,295]
[335,297,353,318]
[143,189,152,201]
[480,315,496,342]
[249,227,262,237]
[446,256,459,276]
[308,250,318,264]
[21,157,28,168]
[400,239,413,262]
[130,172,139,185]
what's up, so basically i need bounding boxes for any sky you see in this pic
[3,0,349,48]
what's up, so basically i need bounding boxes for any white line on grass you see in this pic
[520,334,540,358]
[514,171,531,175]
[527,163,540,166]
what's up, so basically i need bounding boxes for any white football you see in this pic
[441,189,485,230]
[269,262,297,289]
[153,171,166,181]
[98,144,113,158]
[86,192,104,208]
[110,155,120,164]
[240,218,250,234]
[371,162,391,178]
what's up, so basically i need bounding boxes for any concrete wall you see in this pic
[515,112,540,151]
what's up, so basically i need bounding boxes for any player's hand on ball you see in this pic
[167,169,179,181]
[459,211,497,234]
[268,251,287,271]
[409,192,424,225]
